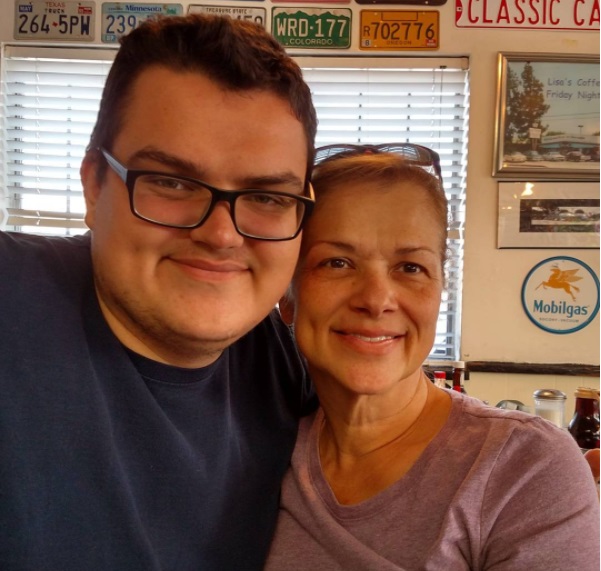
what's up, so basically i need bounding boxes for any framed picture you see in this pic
[498,182,600,248]
[493,53,600,180]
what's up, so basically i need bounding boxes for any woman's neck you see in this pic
[317,375,451,505]
[318,371,430,458]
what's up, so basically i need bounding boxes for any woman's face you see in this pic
[291,180,445,398]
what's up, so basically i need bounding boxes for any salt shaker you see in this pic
[533,389,567,428]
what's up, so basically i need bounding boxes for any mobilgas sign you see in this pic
[521,256,600,334]
[455,0,599,29]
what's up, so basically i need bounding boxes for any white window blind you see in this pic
[0,45,115,234]
[1,47,468,360]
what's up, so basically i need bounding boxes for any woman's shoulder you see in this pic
[446,390,584,465]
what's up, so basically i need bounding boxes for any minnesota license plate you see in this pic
[15,0,95,41]
[102,3,183,43]
[360,10,439,50]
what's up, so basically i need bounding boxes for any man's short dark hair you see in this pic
[87,14,317,183]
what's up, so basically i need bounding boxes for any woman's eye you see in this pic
[322,258,350,270]
[399,262,422,274]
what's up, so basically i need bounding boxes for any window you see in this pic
[1,47,468,360]
[0,45,114,235]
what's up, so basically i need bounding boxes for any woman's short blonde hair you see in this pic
[311,152,449,266]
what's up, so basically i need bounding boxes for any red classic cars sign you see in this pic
[455,0,599,29]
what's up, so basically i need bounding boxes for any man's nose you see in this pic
[188,201,244,249]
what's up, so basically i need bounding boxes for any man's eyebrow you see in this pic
[129,147,199,175]
[245,173,305,193]
[128,147,305,192]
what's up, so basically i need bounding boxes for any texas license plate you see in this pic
[15,0,95,41]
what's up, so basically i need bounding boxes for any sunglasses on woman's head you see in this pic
[313,143,443,182]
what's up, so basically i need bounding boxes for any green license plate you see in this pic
[272,8,352,49]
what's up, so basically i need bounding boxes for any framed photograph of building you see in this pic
[498,182,600,248]
[493,53,600,180]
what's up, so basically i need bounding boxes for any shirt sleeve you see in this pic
[480,417,600,571]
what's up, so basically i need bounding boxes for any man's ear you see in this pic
[278,290,296,326]
[80,151,102,230]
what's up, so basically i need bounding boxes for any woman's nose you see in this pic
[350,271,399,317]
[188,202,245,249]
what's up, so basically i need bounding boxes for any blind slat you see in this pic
[6,216,87,229]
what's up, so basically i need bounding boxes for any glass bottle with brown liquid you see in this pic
[568,387,600,452]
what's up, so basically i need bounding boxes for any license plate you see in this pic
[272,8,352,49]
[188,5,266,28]
[360,10,439,50]
[15,0,95,41]
[101,3,183,43]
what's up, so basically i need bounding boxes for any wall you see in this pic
[1,1,599,416]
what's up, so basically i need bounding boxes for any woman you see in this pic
[265,144,600,570]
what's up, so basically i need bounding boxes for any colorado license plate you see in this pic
[272,7,352,49]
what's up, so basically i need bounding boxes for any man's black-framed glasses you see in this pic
[314,143,443,183]
[100,148,315,241]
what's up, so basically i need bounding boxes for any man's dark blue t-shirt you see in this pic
[0,231,314,570]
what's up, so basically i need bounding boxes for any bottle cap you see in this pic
[575,387,600,400]
[433,371,446,379]
[533,389,567,401]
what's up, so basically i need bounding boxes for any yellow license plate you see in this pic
[360,11,439,50]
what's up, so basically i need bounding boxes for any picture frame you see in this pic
[493,53,600,180]
[498,182,600,248]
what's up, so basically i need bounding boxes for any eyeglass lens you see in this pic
[132,174,306,239]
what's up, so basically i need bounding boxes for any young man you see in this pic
[0,15,317,570]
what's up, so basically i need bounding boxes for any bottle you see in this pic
[568,387,600,452]
[453,361,467,394]
[433,371,447,389]
[452,361,467,394]
[533,389,567,428]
